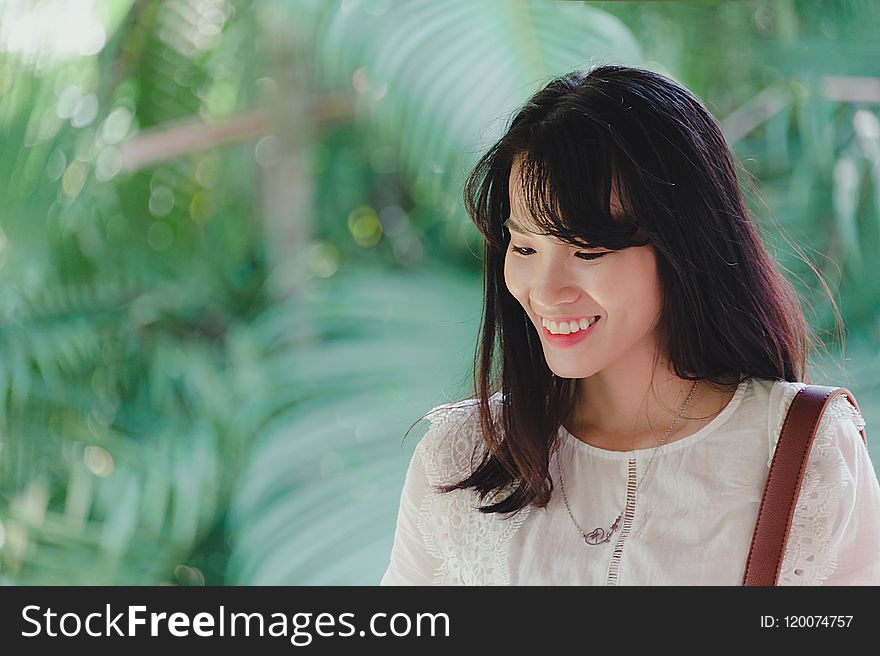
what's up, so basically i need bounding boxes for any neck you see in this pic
[567,354,731,451]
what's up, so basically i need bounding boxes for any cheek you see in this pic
[503,254,529,304]
[608,252,663,318]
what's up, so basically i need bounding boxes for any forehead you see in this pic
[505,153,627,234]
[502,215,539,235]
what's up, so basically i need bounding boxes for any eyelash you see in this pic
[509,246,607,261]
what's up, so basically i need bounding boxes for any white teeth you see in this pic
[542,316,599,334]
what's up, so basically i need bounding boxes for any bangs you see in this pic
[506,129,650,251]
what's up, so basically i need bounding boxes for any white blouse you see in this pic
[379,376,880,585]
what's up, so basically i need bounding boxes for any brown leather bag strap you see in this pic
[742,385,867,586]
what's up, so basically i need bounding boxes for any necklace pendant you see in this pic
[583,512,622,545]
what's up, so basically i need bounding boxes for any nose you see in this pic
[529,256,582,311]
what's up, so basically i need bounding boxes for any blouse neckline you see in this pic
[558,377,751,460]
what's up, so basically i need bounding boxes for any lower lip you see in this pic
[542,317,601,347]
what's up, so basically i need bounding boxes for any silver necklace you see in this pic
[556,379,700,546]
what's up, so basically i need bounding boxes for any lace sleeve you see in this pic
[776,394,880,585]
[378,433,445,585]
[379,398,531,585]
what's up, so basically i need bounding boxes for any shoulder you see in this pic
[761,379,866,469]
[416,392,502,486]
[408,392,530,585]
[774,381,866,440]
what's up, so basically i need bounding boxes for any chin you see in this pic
[546,363,596,379]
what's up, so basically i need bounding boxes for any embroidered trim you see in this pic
[414,397,531,585]
[605,456,638,586]
[770,386,867,585]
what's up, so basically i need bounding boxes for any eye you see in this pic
[509,245,607,261]
[576,252,607,261]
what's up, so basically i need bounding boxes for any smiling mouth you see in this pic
[541,316,601,335]
[538,316,601,348]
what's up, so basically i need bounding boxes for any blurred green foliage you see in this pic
[0,0,877,585]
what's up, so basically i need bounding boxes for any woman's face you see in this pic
[503,167,664,380]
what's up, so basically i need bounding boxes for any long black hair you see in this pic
[426,64,836,517]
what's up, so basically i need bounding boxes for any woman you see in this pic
[379,64,880,585]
